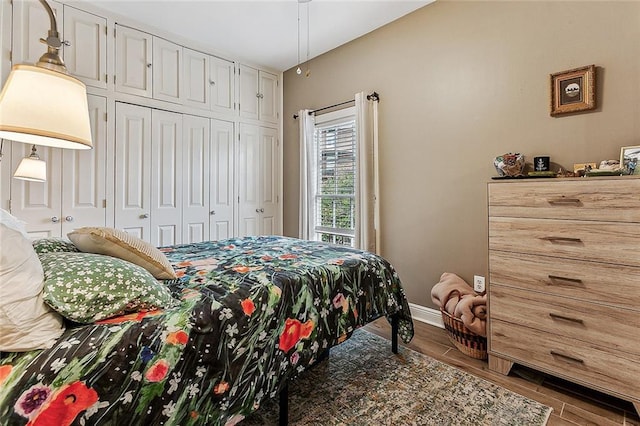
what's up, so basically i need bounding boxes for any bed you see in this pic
[0,234,413,425]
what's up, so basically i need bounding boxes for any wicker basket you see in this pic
[440,309,487,360]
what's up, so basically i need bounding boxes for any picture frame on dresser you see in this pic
[620,145,640,175]
[550,65,596,116]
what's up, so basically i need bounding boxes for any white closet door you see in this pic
[115,25,152,98]
[182,114,210,244]
[239,64,258,121]
[152,37,182,103]
[210,119,234,241]
[61,94,107,236]
[259,71,279,124]
[151,110,183,247]
[10,144,62,238]
[183,48,209,109]
[210,56,235,115]
[12,0,63,65]
[259,126,279,235]
[63,6,106,89]
[114,103,151,240]
[237,123,260,237]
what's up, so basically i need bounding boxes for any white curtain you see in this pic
[355,91,380,254]
[298,109,316,240]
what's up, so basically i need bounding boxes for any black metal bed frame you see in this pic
[277,314,400,426]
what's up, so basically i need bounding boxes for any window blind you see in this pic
[314,117,356,246]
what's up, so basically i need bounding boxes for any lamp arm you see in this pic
[36,0,67,73]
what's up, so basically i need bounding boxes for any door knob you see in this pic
[260,208,265,213]
[255,208,260,213]
[65,216,74,222]
[51,216,60,223]
[209,80,216,85]
[146,63,153,68]
[140,213,149,219]
[210,210,216,215]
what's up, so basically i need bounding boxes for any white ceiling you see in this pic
[81,0,433,72]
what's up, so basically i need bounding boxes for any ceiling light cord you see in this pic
[296,1,302,75]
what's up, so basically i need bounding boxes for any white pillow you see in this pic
[0,222,65,352]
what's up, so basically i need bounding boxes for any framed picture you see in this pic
[620,145,640,175]
[550,65,596,116]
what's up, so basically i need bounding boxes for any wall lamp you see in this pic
[0,0,93,180]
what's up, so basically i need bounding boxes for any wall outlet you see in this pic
[473,275,486,293]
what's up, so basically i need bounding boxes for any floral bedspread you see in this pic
[0,236,413,425]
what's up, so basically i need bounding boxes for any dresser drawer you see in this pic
[489,285,640,356]
[490,320,640,401]
[489,251,640,310]
[489,217,640,267]
[488,179,640,222]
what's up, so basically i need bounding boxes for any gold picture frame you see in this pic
[550,65,596,116]
[620,145,640,175]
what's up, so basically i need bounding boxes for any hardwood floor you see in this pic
[364,318,640,426]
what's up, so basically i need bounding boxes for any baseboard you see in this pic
[409,303,443,329]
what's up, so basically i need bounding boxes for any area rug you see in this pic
[242,329,552,425]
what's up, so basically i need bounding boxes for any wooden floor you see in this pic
[364,318,640,426]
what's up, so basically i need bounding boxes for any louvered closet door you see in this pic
[10,144,62,238]
[12,0,63,65]
[114,103,151,240]
[151,110,183,247]
[182,115,210,244]
[61,94,107,235]
[210,119,234,241]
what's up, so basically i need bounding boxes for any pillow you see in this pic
[0,218,65,352]
[67,227,177,280]
[40,252,177,323]
[33,237,80,254]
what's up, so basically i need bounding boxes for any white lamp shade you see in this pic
[14,155,47,182]
[0,64,92,150]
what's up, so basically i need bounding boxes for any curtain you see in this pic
[298,109,316,240]
[355,91,379,254]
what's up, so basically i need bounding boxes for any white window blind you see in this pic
[314,109,356,247]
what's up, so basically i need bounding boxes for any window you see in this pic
[313,107,356,247]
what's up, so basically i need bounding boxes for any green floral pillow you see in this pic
[39,252,177,323]
[32,238,80,254]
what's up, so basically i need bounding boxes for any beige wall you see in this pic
[282,1,640,309]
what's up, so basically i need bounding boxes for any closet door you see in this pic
[115,25,152,98]
[238,64,258,121]
[258,126,279,235]
[152,37,182,103]
[210,119,234,241]
[63,6,107,89]
[61,94,107,235]
[259,71,279,124]
[114,103,151,239]
[237,123,260,237]
[183,48,210,109]
[150,110,183,247]
[210,56,235,115]
[182,115,210,243]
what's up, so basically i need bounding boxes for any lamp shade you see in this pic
[14,153,47,182]
[0,64,92,150]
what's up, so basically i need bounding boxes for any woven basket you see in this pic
[440,309,488,360]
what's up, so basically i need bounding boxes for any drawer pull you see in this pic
[550,350,584,364]
[549,313,584,324]
[547,197,581,205]
[548,275,584,286]
[540,236,582,244]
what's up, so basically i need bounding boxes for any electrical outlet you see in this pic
[473,275,485,293]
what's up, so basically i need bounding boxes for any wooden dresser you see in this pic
[487,177,640,416]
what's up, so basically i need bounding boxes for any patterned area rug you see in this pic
[243,329,552,425]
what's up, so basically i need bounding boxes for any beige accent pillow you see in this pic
[67,227,177,280]
[0,222,65,352]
